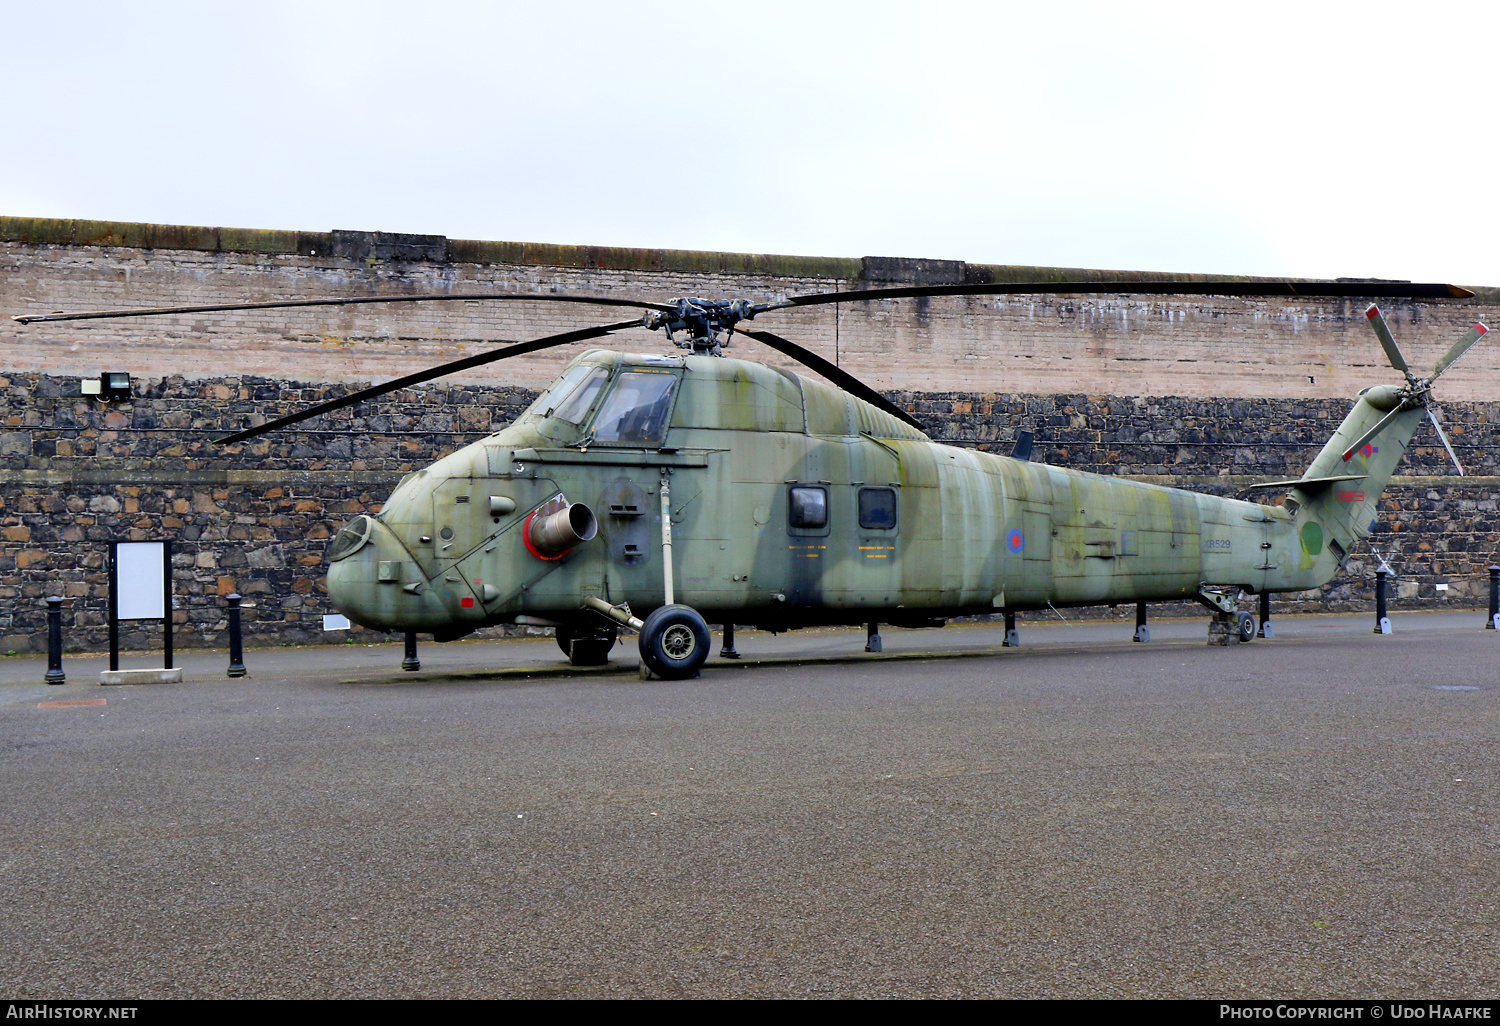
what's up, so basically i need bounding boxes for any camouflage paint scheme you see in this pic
[326,350,1424,636]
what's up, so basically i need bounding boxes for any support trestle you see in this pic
[1133,602,1150,643]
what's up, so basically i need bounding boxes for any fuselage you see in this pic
[327,350,1354,634]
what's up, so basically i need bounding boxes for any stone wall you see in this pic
[2,372,1496,654]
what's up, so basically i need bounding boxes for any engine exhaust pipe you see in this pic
[528,502,597,557]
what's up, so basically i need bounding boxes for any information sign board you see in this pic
[116,542,166,619]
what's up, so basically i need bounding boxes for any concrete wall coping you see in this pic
[11,215,1483,294]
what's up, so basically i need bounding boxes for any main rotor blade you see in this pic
[1340,403,1410,464]
[13,293,675,325]
[1426,406,1466,476]
[213,318,642,445]
[766,279,1474,313]
[1431,322,1489,381]
[1364,305,1411,376]
[732,327,925,432]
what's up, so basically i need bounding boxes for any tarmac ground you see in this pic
[1,610,1496,998]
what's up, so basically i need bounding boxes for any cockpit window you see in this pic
[527,364,593,419]
[591,370,679,446]
[551,367,609,424]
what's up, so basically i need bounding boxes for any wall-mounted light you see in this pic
[99,372,132,402]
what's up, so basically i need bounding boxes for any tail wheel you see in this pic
[638,604,710,680]
[1236,610,1256,643]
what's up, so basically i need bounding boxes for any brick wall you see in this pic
[5,218,1500,402]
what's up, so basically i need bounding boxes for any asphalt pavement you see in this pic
[1,611,1496,998]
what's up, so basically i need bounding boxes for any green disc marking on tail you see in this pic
[1300,520,1324,558]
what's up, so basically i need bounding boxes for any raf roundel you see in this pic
[1007,529,1025,554]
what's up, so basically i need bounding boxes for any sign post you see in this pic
[108,541,173,672]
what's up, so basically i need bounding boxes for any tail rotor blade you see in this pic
[1365,305,1410,376]
[1340,404,1409,464]
[1431,322,1489,381]
[1426,406,1466,476]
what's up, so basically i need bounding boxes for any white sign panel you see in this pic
[116,542,166,620]
[322,614,351,631]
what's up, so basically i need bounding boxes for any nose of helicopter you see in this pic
[326,514,447,632]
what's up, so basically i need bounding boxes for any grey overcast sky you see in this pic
[5,1,1497,284]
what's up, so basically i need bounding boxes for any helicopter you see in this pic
[16,277,1485,678]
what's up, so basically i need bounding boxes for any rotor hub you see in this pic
[642,298,761,356]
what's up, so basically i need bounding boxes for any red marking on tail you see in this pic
[1366,306,1381,319]
[1476,323,1488,335]
[1341,450,1354,461]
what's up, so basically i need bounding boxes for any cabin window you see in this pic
[551,367,609,424]
[857,487,897,530]
[592,370,679,446]
[788,486,828,529]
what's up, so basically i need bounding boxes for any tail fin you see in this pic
[1289,386,1424,566]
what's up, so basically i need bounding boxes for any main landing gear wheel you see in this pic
[638,604,710,680]
[1236,610,1257,643]
[555,622,618,666]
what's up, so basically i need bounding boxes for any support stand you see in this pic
[1003,610,1019,647]
[720,622,740,659]
[1374,568,1392,635]
[1258,591,1274,639]
[402,631,421,671]
[44,596,65,685]
[865,622,882,653]
[1487,565,1499,630]
[1133,602,1150,643]
[1207,613,1235,645]
[226,594,247,678]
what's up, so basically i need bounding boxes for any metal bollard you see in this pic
[44,596,65,685]
[226,594,247,678]
[1374,568,1392,635]
[402,631,420,671]
[720,622,740,659]
[1487,565,1499,630]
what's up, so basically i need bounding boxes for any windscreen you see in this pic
[526,364,593,419]
[552,367,608,424]
[591,370,679,446]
